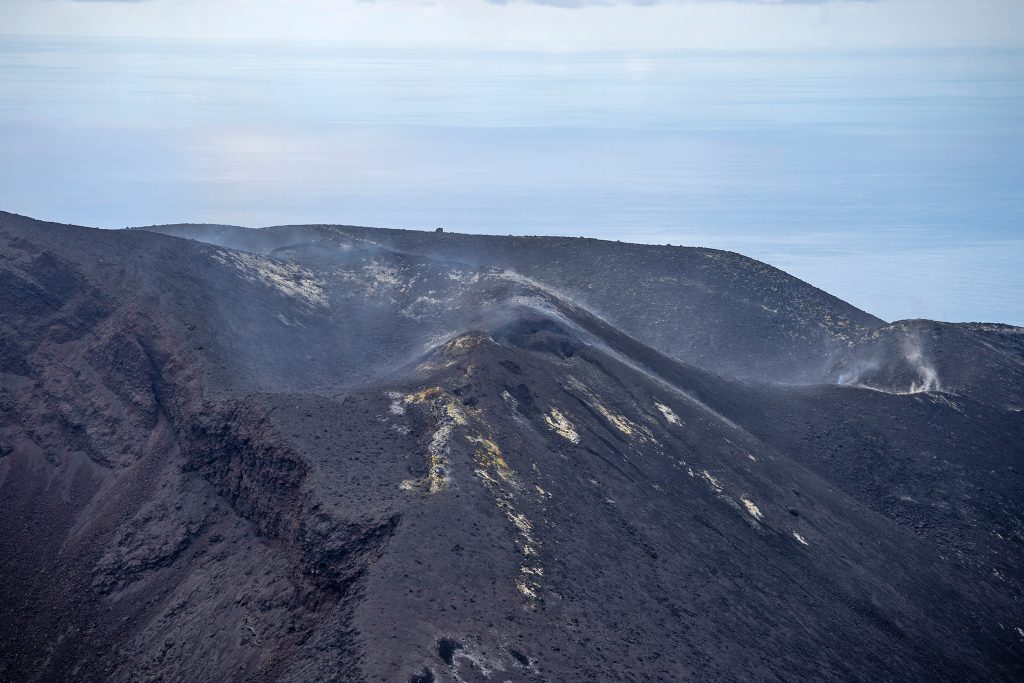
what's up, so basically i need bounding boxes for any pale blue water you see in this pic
[1,36,1022,324]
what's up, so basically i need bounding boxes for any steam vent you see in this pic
[1,212,1022,681]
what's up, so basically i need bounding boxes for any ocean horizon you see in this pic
[2,35,1021,324]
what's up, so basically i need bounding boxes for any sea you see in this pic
[1,36,1021,324]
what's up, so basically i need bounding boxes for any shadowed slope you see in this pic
[1,212,1021,682]
[141,221,884,383]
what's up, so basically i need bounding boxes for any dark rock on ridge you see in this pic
[1,210,1022,682]
[142,221,883,384]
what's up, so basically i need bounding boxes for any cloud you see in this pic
[62,0,851,4]
[486,0,841,5]
[2,0,1022,50]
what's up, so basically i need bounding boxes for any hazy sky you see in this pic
[3,0,1024,51]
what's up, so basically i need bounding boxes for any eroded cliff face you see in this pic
[1,212,1022,682]
[0,217,402,681]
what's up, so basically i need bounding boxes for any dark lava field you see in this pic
[1,210,1022,682]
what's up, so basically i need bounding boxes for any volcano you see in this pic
[1,210,1022,682]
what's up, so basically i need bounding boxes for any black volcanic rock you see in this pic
[1,210,1022,682]
[141,221,884,383]
[825,319,1024,410]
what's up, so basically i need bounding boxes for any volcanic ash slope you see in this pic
[1,211,1022,682]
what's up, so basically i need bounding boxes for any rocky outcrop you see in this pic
[1,211,1021,681]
